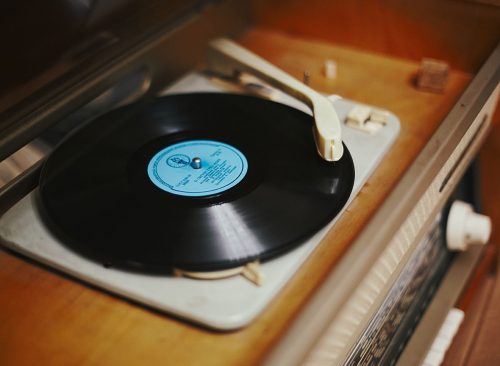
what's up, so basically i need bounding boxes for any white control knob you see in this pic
[446,200,492,251]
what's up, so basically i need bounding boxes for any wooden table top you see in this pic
[0,28,474,365]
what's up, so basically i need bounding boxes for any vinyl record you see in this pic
[39,93,355,271]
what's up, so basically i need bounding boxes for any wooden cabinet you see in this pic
[0,1,499,365]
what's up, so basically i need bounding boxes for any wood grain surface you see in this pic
[0,28,476,365]
[251,0,500,73]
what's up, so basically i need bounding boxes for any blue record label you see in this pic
[147,140,248,197]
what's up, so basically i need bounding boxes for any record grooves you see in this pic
[39,93,355,272]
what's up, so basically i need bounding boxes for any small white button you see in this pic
[446,200,491,251]
[345,105,388,134]
[323,59,337,79]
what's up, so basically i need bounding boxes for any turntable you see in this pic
[0,39,399,330]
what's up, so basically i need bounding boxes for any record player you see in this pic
[0,48,399,329]
[1,1,499,365]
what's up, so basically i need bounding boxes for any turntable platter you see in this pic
[38,93,354,271]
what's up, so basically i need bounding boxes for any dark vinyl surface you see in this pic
[39,93,355,271]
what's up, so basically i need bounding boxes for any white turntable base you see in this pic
[0,73,399,330]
